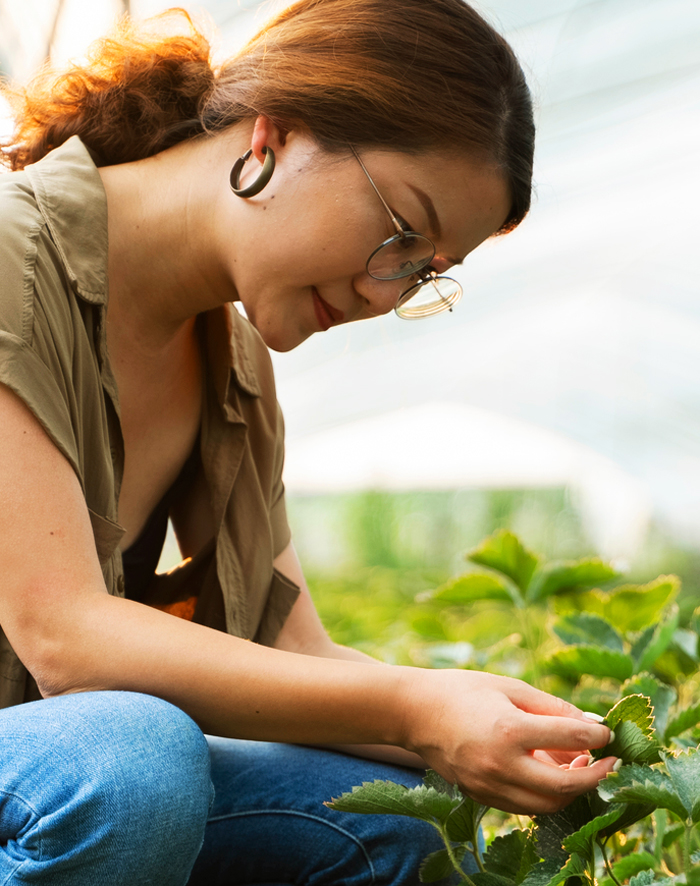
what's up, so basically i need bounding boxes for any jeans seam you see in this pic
[206,809,376,884]
[0,859,27,886]
[0,790,43,864]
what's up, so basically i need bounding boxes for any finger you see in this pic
[462,782,570,816]
[498,677,590,720]
[516,712,613,751]
[569,754,593,769]
[533,749,579,766]
[517,753,619,800]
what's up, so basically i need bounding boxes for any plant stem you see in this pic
[683,822,692,878]
[473,840,486,874]
[598,839,623,886]
[437,825,478,886]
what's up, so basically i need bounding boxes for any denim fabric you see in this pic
[189,737,479,886]
[0,692,477,885]
[0,692,213,885]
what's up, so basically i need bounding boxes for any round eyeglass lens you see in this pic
[366,232,435,281]
[395,275,462,320]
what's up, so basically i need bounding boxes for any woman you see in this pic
[0,1,618,883]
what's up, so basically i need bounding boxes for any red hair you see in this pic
[1,0,534,231]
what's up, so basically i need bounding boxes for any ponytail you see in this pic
[1,9,214,170]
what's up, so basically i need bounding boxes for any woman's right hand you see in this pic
[400,667,618,815]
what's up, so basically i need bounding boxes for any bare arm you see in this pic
[272,542,426,768]
[0,383,619,814]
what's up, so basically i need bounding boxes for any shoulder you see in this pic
[0,171,49,338]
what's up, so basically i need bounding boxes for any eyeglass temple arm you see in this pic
[350,146,406,239]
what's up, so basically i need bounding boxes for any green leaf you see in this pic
[552,612,624,652]
[604,577,680,632]
[597,764,687,819]
[561,806,625,860]
[606,695,656,737]
[419,847,466,883]
[627,873,675,886]
[471,875,518,886]
[326,780,460,824]
[591,696,661,764]
[483,830,538,883]
[445,794,489,844]
[601,721,662,764]
[467,531,538,596]
[422,769,460,797]
[533,795,595,862]
[634,605,680,672]
[664,747,700,823]
[552,853,587,886]
[520,859,567,886]
[661,822,685,848]
[545,646,634,682]
[431,573,515,606]
[672,628,699,662]
[621,674,676,741]
[612,852,659,880]
[528,558,620,603]
[666,702,700,742]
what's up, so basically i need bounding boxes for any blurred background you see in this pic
[2,0,699,659]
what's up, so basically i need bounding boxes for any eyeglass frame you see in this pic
[349,146,463,319]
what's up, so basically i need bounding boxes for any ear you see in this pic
[250,115,289,163]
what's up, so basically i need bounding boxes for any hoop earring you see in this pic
[229,147,276,198]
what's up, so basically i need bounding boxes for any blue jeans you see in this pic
[0,692,476,884]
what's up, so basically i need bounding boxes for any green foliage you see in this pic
[326,779,460,824]
[590,696,661,764]
[553,612,624,652]
[467,531,539,598]
[325,529,700,884]
[529,559,621,604]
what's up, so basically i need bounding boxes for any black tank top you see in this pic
[121,439,201,601]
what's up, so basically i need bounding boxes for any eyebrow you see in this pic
[407,184,464,267]
[407,183,442,239]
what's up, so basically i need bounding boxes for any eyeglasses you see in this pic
[351,147,463,320]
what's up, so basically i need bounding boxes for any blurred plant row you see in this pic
[291,489,700,884]
[324,528,700,884]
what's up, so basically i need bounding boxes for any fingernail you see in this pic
[583,711,605,723]
[585,755,595,767]
[613,758,622,772]
[608,728,616,744]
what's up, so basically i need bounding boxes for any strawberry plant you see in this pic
[327,531,700,884]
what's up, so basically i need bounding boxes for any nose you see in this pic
[352,272,405,318]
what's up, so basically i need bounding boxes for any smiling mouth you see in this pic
[312,289,344,331]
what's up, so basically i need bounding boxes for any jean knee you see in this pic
[1,691,213,884]
[87,692,213,839]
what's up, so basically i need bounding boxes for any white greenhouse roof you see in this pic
[1,0,698,557]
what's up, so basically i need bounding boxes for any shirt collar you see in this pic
[204,305,262,405]
[26,136,261,404]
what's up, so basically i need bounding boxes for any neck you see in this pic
[98,128,248,349]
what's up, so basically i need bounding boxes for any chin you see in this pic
[258,327,311,353]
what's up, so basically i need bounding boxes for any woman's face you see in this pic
[222,132,512,352]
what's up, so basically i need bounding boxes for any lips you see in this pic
[312,289,344,331]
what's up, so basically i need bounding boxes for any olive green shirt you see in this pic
[0,136,299,708]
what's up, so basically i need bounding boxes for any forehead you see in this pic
[358,147,512,257]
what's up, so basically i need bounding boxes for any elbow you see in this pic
[6,597,101,700]
[20,631,88,700]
